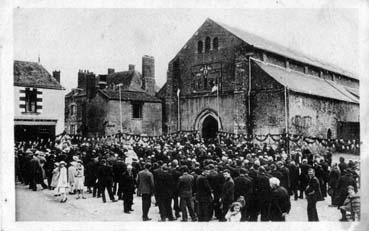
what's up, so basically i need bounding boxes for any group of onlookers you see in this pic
[15,135,360,222]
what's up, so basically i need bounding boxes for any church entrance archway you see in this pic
[201,115,218,139]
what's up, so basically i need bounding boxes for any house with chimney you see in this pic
[65,55,162,137]
[14,60,65,141]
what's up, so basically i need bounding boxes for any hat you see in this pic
[59,161,66,166]
[222,169,231,174]
[231,202,242,209]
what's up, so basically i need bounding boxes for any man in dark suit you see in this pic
[155,164,176,221]
[170,160,182,218]
[288,160,300,200]
[305,168,322,221]
[299,159,311,199]
[255,166,271,221]
[268,177,291,221]
[195,169,213,221]
[97,159,117,203]
[121,164,135,213]
[137,163,155,221]
[233,168,253,221]
[336,169,357,221]
[177,166,197,221]
[220,169,234,221]
[207,166,224,220]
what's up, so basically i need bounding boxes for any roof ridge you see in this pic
[210,18,357,79]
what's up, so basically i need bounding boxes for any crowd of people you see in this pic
[15,133,360,222]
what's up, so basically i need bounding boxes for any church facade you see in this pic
[158,18,359,140]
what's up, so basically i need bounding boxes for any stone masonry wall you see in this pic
[288,93,359,138]
[105,100,162,136]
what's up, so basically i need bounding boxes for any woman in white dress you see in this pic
[74,160,86,199]
[56,161,68,203]
[51,162,60,191]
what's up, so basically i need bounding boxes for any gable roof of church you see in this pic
[208,18,357,80]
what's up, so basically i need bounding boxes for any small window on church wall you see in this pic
[132,102,143,119]
[197,41,203,53]
[205,37,211,52]
[213,37,218,50]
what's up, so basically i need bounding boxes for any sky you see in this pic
[13,8,359,92]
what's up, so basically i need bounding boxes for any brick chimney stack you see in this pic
[52,70,61,83]
[142,55,155,96]
[129,64,135,71]
[108,68,115,75]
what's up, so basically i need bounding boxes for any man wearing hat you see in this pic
[220,169,234,222]
[137,163,155,221]
[195,168,213,221]
[96,159,117,203]
[155,163,176,221]
[177,166,197,221]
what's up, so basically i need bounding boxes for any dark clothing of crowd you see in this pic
[14,134,360,222]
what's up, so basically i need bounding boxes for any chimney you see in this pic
[85,71,97,99]
[78,70,87,90]
[52,70,61,83]
[98,74,107,89]
[142,55,156,96]
[129,64,135,71]
[108,68,115,75]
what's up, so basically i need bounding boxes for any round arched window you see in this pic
[213,37,219,50]
[197,40,203,53]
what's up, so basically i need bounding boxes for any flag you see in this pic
[177,88,180,97]
[211,85,218,93]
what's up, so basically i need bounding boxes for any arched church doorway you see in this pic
[201,115,218,139]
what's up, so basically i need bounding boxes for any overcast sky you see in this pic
[14,8,358,92]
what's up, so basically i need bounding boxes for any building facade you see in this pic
[14,60,65,141]
[65,55,162,137]
[159,18,359,140]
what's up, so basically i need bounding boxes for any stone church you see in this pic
[158,18,359,140]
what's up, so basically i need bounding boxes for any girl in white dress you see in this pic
[225,202,242,222]
[56,161,68,203]
[74,160,86,199]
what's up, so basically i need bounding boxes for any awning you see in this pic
[254,60,359,104]
[14,118,57,126]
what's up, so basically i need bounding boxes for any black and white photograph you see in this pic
[1,1,368,231]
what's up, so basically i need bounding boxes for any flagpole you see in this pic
[217,86,220,130]
[177,89,180,131]
[118,84,123,132]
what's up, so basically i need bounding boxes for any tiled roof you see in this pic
[14,60,64,90]
[106,70,144,92]
[156,82,167,99]
[210,18,357,80]
[65,89,86,98]
[99,89,161,103]
[255,60,359,104]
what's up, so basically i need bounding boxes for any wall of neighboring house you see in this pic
[14,86,65,134]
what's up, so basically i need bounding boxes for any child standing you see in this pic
[56,161,68,203]
[225,202,242,222]
[75,159,86,199]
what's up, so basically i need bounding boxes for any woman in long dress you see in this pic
[74,160,86,199]
[56,161,68,203]
[51,162,60,191]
